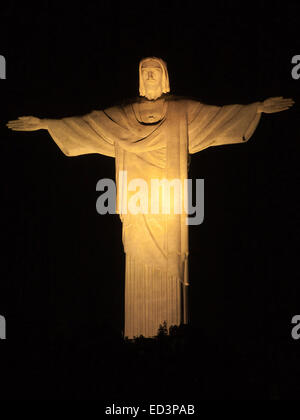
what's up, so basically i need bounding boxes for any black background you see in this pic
[0,0,299,400]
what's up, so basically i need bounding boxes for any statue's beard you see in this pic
[144,85,163,101]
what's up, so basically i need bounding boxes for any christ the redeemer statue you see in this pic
[7,57,294,339]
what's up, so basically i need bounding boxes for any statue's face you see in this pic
[141,60,163,100]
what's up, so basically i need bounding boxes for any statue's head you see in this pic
[139,57,170,100]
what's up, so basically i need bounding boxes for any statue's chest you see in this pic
[135,100,166,123]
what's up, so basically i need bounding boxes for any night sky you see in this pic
[1,1,300,399]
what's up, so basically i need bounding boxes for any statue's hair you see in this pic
[139,56,170,97]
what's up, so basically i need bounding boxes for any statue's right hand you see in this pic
[6,116,47,131]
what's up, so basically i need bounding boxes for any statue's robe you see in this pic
[46,95,261,338]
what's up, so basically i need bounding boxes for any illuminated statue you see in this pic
[7,57,294,339]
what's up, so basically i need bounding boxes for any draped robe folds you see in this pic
[46,96,261,338]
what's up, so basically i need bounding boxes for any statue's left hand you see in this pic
[257,97,295,113]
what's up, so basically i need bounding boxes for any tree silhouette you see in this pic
[157,320,168,337]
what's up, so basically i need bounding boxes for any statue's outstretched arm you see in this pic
[257,97,295,114]
[7,112,116,157]
[6,116,49,131]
